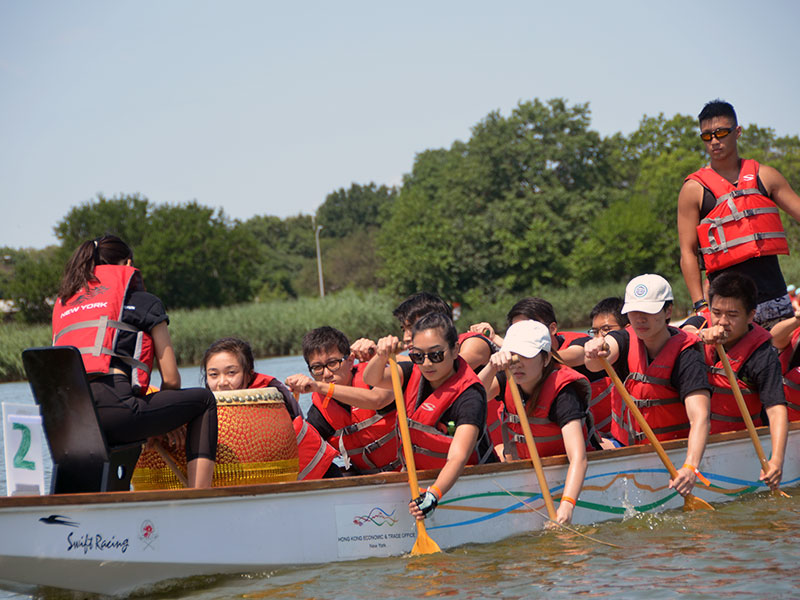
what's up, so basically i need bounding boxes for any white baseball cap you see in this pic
[501,319,551,358]
[622,274,673,314]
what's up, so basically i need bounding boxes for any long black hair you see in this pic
[57,235,133,303]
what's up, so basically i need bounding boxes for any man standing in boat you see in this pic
[584,274,712,498]
[677,99,800,329]
[696,272,788,490]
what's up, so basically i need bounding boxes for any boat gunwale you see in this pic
[0,423,792,509]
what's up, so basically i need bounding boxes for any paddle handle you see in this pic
[505,369,558,520]
[389,356,422,497]
[600,358,679,479]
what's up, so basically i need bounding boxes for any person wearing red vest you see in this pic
[201,337,302,420]
[584,274,712,499]
[678,100,800,330]
[364,312,496,521]
[773,314,800,422]
[478,319,591,525]
[52,235,217,488]
[696,273,788,491]
[285,327,399,476]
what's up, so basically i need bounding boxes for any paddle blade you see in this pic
[410,521,441,555]
[683,493,714,511]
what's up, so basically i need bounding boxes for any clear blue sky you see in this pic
[2,0,799,249]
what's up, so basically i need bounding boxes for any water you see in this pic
[1,358,799,599]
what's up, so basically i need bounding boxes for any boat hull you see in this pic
[0,425,798,596]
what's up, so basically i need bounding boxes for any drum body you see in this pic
[132,389,299,490]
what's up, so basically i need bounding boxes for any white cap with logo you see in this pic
[501,319,551,358]
[622,274,673,315]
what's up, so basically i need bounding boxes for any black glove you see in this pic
[413,490,439,518]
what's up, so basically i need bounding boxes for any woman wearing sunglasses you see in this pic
[678,99,800,330]
[364,312,496,521]
[477,319,591,525]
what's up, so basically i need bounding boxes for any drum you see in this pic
[131,387,299,490]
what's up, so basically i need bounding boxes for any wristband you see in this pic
[560,495,576,507]
[682,463,711,486]
[428,485,443,501]
[322,382,335,409]
[693,299,708,312]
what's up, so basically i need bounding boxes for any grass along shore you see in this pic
[0,283,692,383]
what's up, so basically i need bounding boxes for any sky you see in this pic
[1,0,799,250]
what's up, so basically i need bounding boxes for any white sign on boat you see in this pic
[2,402,46,497]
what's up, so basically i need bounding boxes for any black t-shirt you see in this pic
[606,328,712,401]
[112,288,169,375]
[709,335,787,408]
[495,370,586,428]
[700,175,787,303]
[565,335,612,382]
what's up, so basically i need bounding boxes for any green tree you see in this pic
[55,193,152,250]
[316,183,395,239]
[3,247,63,323]
[136,202,259,309]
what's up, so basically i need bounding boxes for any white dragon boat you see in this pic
[0,424,797,596]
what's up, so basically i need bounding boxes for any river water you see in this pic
[0,356,799,599]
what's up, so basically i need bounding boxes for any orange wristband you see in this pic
[682,463,711,486]
[428,485,443,501]
[322,382,335,408]
[560,496,576,507]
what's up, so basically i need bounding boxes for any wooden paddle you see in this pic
[600,357,714,511]
[388,354,441,555]
[714,343,790,498]
[153,440,189,487]
[504,369,558,521]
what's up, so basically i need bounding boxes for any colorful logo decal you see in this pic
[352,507,398,527]
[139,520,157,550]
[633,284,648,298]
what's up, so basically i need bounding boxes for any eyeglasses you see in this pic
[308,356,349,377]
[408,350,446,364]
[587,325,616,337]
[700,127,735,142]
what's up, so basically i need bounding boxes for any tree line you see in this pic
[2,98,799,324]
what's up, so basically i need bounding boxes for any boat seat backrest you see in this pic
[21,346,143,494]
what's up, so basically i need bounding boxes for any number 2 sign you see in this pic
[2,402,46,496]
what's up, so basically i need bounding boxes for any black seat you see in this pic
[22,346,143,494]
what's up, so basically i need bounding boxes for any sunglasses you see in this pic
[700,127,735,142]
[408,350,446,364]
[308,356,349,377]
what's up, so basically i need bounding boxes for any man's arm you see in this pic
[677,179,706,305]
[762,404,788,490]
[669,389,710,496]
[761,164,800,222]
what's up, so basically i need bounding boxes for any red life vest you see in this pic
[250,372,277,388]
[557,331,589,348]
[51,264,154,393]
[312,363,400,474]
[403,357,487,470]
[779,327,800,421]
[499,365,592,459]
[587,376,613,438]
[610,327,699,446]
[292,416,339,480]
[687,159,788,273]
[704,325,770,434]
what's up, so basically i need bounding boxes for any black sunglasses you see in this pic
[308,356,349,377]
[700,127,735,142]
[408,350,446,364]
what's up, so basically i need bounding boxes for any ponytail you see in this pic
[57,235,133,303]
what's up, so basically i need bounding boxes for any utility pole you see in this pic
[313,216,325,298]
